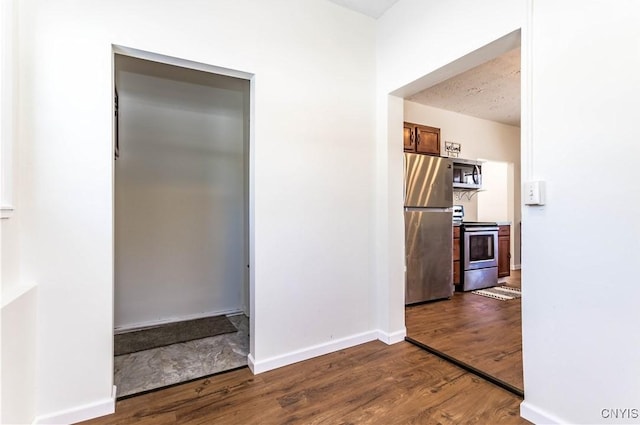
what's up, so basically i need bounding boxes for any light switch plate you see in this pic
[524,181,545,205]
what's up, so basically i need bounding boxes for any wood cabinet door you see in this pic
[452,226,461,284]
[415,125,440,155]
[404,123,416,152]
[453,260,460,285]
[452,237,460,261]
[498,235,511,278]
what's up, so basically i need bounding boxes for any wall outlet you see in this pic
[524,181,545,205]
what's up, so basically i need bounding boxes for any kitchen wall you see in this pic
[114,56,248,330]
[477,160,513,223]
[15,0,376,422]
[403,100,521,268]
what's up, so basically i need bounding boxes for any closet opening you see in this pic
[113,51,251,398]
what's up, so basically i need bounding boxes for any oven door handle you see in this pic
[464,227,497,233]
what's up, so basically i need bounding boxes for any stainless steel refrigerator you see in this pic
[404,153,454,304]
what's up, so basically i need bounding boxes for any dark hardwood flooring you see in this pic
[78,340,529,425]
[405,271,523,392]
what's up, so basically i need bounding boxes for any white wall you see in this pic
[519,1,640,423]
[18,1,640,423]
[477,160,509,221]
[1,287,37,425]
[16,0,376,421]
[1,0,37,423]
[1,0,20,295]
[403,101,521,267]
[114,56,247,330]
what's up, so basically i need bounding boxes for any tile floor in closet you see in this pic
[114,314,249,398]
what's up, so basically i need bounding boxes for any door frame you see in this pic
[110,44,256,375]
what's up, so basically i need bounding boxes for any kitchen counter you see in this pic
[453,221,510,227]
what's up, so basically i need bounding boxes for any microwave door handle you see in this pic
[473,165,479,184]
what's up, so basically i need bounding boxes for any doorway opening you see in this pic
[112,49,252,398]
[399,31,524,395]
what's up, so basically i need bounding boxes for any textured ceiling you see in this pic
[328,0,521,127]
[327,0,400,18]
[407,47,521,127]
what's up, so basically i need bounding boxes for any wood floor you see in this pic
[79,340,530,425]
[405,271,523,392]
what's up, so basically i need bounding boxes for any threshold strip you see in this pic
[405,336,524,398]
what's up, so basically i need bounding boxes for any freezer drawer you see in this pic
[405,210,454,304]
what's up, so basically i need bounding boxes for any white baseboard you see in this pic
[520,400,567,424]
[33,386,116,425]
[512,264,521,270]
[249,330,378,374]
[377,328,406,344]
[247,353,257,374]
[115,309,243,333]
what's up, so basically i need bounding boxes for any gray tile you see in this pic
[114,314,249,397]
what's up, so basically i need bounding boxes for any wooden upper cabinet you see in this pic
[403,123,416,151]
[415,125,440,155]
[404,122,441,156]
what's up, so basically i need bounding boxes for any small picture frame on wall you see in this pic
[445,141,461,158]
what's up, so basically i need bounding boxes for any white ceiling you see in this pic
[407,47,521,127]
[328,0,521,127]
[327,0,400,19]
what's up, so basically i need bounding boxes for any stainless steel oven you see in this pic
[461,222,498,291]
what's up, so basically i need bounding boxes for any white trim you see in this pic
[377,328,406,345]
[511,264,522,270]
[33,386,116,425]
[112,45,253,81]
[114,309,243,333]
[520,400,567,424]
[1,282,37,309]
[248,331,379,374]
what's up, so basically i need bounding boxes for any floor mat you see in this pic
[115,315,237,356]
[471,286,521,301]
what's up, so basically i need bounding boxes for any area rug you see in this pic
[471,286,521,301]
[114,315,237,356]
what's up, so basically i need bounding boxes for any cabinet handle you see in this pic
[410,129,415,145]
[416,130,420,145]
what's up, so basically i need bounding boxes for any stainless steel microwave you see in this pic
[452,158,483,189]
